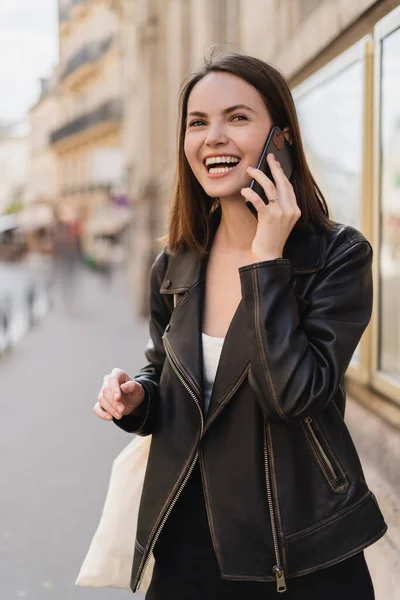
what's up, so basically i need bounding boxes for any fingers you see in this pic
[247,164,278,204]
[93,401,113,421]
[244,155,300,223]
[266,154,297,210]
[95,369,130,421]
[96,384,123,420]
[241,185,275,219]
[120,380,137,394]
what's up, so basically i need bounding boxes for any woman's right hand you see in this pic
[93,367,145,421]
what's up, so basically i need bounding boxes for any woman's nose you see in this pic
[205,123,228,146]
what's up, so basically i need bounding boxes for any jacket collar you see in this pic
[160,210,327,294]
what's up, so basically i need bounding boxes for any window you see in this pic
[293,43,368,369]
[294,55,364,230]
[378,26,400,383]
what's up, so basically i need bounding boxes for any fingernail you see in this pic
[114,393,119,400]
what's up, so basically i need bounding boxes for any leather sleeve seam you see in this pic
[326,239,371,265]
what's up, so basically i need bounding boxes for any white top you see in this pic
[202,332,225,415]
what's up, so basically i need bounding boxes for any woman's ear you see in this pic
[282,127,293,145]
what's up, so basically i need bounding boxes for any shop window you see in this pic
[378,26,400,383]
[293,45,366,368]
[294,59,364,230]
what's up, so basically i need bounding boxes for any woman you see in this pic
[94,53,387,599]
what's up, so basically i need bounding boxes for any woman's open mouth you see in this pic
[204,155,241,175]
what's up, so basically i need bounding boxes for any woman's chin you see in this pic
[202,182,246,202]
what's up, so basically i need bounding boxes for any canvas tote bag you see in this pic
[76,434,155,592]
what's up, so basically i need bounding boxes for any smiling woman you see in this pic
[95,52,387,600]
[168,54,332,258]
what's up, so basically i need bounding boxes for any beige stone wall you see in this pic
[237,0,398,80]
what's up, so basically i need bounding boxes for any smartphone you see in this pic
[246,125,293,218]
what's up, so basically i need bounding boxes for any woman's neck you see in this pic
[215,196,258,253]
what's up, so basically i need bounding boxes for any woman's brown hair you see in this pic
[167,52,332,256]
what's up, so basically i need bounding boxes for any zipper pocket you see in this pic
[303,417,348,493]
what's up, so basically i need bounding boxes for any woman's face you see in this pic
[184,72,273,201]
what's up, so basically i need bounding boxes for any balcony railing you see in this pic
[62,36,114,81]
[50,99,123,145]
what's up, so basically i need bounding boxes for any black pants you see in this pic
[146,466,375,600]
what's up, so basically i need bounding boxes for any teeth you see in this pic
[209,166,234,174]
[205,156,240,166]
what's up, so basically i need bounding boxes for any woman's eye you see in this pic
[231,114,248,122]
[188,119,206,127]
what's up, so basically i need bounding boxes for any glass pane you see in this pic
[295,61,364,229]
[379,29,400,383]
[294,60,364,364]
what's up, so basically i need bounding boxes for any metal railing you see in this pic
[50,99,123,145]
[61,36,114,80]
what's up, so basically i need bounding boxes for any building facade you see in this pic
[29,77,58,209]
[52,0,125,224]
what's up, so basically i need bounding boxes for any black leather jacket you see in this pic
[116,218,387,593]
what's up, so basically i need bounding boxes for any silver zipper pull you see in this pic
[273,566,287,593]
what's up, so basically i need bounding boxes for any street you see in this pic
[0,263,399,599]
[1,265,147,599]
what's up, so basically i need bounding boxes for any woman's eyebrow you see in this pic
[187,104,257,119]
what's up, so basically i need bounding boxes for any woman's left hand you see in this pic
[241,153,301,262]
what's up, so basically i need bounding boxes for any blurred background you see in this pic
[0,1,399,599]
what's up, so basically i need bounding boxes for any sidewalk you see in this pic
[1,262,398,599]
[1,264,148,600]
[345,399,400,599]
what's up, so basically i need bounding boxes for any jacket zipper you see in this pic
[304,417,340,485]
[264,420,287,593]
[252,269,287,590]
[135,338,204,591]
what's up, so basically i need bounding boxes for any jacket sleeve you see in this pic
[114,251,172,435]
[239,238,373,423]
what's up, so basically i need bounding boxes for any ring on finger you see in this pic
[268,195,279,203]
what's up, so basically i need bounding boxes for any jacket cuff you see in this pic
[239,259,292,299]
[239,258,291,273]
[113,382,151,434]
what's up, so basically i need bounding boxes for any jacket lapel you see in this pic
[205,300,250,422]
[163,277,204,404]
